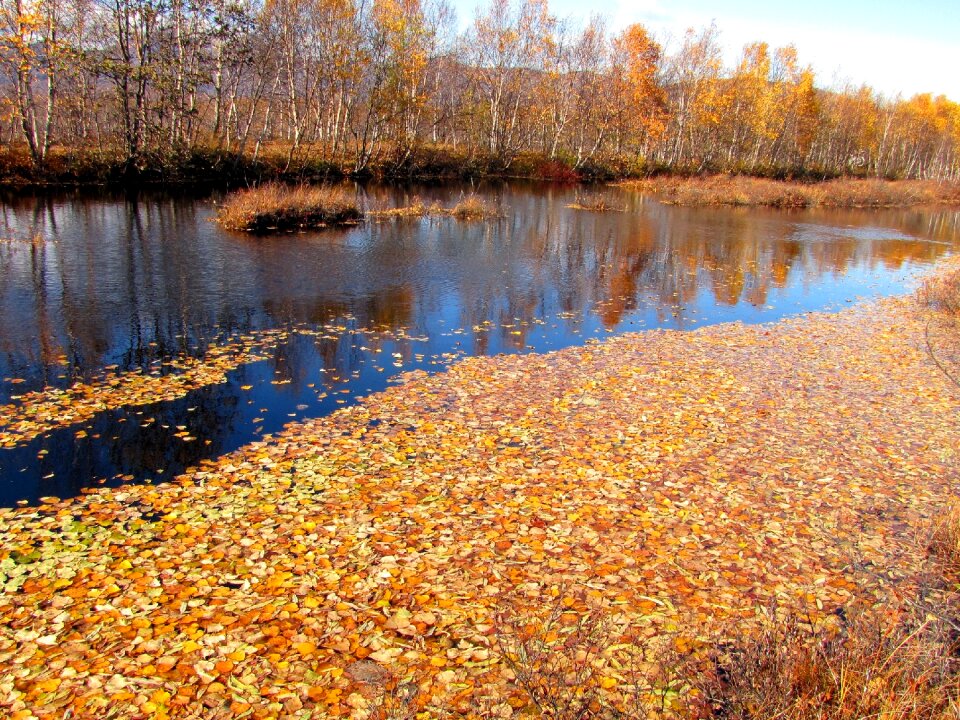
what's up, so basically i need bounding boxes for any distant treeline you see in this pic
[1,0,958,182]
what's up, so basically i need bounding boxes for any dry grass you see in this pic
[922,261,960,319]
[368,198,435,218]
[622,176,960,208]
[920,260,960,389]
[931,506,960,580]
[449,194,499,220]
[369,194,500,221]
[687,509,960,720]
[689,599,960,720]
[566,193,625,212]
[215,182,361,232]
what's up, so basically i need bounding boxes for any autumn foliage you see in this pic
[1,267,959,717]
[1,0,959,181]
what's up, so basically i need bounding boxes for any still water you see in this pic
[1,182,957,505]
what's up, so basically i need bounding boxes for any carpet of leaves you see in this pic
[1,283,958,718]
[0,323,449,450]
[0,334,281,447]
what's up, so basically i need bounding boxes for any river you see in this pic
[0,181,957,505]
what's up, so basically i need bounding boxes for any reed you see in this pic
[449,194,499,220]
[369,194,499,221]
[566,192,625,212]
[625,175,960,208]
[216,183,361,232]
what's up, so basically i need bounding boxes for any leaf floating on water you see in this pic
[0,282,958,718]
[0,331,286,445]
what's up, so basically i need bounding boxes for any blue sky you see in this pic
[450,0,960,100]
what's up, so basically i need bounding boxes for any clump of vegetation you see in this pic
[371,194,500,220]
[920,260,960,388]
[566,193,625,212]
[930,504,960,578]
[625,175,960,208]
[216,183,361,232]
[449,194,500,220]
[368,198,434,218]
[689,597,960,720]
[922,260,960,318]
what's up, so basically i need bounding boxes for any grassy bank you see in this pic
[921,260,960,391]
[5,145,960,210]
[494,513,960,720]
[624,175,960,207]
[0,263,958,718]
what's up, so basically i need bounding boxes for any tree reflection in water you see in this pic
[0,183,957,504]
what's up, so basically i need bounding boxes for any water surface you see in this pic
[1,183,957,505]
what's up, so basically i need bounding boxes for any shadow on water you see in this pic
[1,182,958,505]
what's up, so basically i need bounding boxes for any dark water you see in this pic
[1,182,957,505]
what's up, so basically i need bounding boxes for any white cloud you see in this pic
[453,0,960,99]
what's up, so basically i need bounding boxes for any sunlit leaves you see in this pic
[0,334,280,445]
[0,286,958,717]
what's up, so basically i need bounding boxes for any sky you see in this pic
[451,0,960,100]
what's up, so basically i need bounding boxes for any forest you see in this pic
[1,0,959,181]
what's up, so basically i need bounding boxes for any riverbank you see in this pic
[0,146,591,188]
[622,175,960,208]
[6,145,960,218]
[1,262,958,718]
